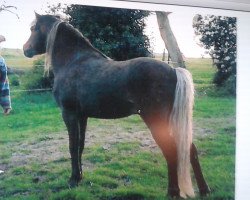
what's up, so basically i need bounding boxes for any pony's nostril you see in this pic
[23,43,34,58]
[24,49,34,58]
[23,43,30,50]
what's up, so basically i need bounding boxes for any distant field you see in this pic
[2,48,40,69]
[0,52,235,199]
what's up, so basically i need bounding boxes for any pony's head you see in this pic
[23,13,60,58]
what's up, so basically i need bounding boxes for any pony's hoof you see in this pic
[68,176,82,188]
[68,179,78,188]
[168,188,180,198]
[200,186,211,197]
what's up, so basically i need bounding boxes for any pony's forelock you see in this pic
[30,19,37,28]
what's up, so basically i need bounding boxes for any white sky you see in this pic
[0,0,210,58]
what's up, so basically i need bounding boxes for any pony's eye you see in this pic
[31,26,36,31]
[34,25,39,31]
[30,25,39,32]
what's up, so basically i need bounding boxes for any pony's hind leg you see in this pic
[190,143,211,196]
[62,109,82,187]
[141,113,180,198]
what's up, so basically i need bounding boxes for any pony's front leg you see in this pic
[62,110,81,187]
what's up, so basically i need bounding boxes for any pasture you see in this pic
[0,53,235,200]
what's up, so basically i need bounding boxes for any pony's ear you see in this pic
[35,12,41,20]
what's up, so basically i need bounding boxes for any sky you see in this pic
[0,0,209,58]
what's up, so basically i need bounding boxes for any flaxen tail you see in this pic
[169,67,195,198]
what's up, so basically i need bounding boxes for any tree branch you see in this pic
[0,4,19,19]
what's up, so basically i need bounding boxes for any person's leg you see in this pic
[1,94,12,115]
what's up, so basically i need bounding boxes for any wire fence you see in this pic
[5,58,51,94]
[11,88,52,94]
[6,56,180,95]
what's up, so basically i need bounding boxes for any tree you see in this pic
[193,15,236,95]
[48,4,152,61]
[0,3,19,18]
[156,12,185,68]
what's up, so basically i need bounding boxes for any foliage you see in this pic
[193,15,236,95]
[22,58,54,90]
[9,74,20,86]
[47,4,152,60]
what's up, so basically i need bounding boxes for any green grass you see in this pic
[0,56,235,199]
[0,92,64,143]
[0,139,234,199]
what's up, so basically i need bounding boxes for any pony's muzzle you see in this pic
[23,44,35,58]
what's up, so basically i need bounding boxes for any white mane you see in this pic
[30,19,37,28]
[44,20,63,76]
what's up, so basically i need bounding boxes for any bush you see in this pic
[222,75,236,96]
[9,74,21,86]
[22,58,54,90]
[193,15,236,96]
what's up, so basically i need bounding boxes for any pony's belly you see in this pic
[88,111,134,119]
[85,100,137,119]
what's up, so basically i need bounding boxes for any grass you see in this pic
[0,55,235,199]
[0,92,64,143]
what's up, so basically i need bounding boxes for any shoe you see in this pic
[4,108,12,115]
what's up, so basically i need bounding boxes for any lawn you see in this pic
[0,55,235,199]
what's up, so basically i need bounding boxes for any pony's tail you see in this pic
[169,67,195,198]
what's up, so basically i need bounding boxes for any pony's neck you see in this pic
[49,22,108,73]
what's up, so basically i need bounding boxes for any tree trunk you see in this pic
[156,11,185,68]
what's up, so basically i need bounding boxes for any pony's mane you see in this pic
[45,20,63,75]
[44,19,110,75]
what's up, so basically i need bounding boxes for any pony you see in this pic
[23,13,210,198]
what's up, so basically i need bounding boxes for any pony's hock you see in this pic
[23,13,210,198]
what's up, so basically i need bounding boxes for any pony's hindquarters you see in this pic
[170,67,195,198]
